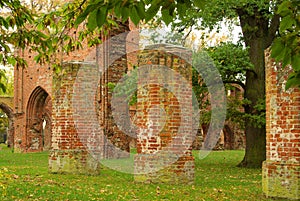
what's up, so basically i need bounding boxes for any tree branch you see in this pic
[78,0,88,11]
[181,25,193,46]
[266,13,280,48]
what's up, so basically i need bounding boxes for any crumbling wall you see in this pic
[262,51,300,200]
[49,22,132,174]
[14,47,53,152]
[134,44,195,184]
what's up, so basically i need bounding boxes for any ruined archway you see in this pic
[26,86,52,151]
[223,125,234,150]
[0,101,14,147]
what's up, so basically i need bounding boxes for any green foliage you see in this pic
[1,0,299,89]
[271,0,300,89]
[110,69,138,106]
[243,98,266,128]
[193,43,265,128]
[71,0,207,29]
[0,0,55,68]
[143,28,185,46]
[0,71,7,94]
[0,110,9,141]
[206,42,252,85]
[107,82,116,92]
[0,67,13,96]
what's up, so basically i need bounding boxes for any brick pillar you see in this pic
[97,22,132,158]
[134,44,195,184]
[262,50,300,199]
[49,63,101,175]
[49,22,132,174]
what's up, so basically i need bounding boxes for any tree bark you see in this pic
[238,37,267,168]
[236,6,278,168]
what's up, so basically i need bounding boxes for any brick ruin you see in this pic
[134,44,195,183]
[12,22,244,170]
[49,23,134,174]
[14,47,53,152]
[8,19,299,196]
[262,51,299,200]
[0,96,14,147]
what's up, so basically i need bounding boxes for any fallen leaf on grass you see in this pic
[13,174,19,179]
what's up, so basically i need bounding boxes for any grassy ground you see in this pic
[0,144,287,201]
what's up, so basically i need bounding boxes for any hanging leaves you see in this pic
[75,4,97,26]
[285,72,300,89]
[2,0,299,90]
[130,6,140,25]
[271,0,300,89]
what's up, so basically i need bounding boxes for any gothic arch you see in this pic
[223,125,234,150]
[26,86,52,151]
[0,102,14,147]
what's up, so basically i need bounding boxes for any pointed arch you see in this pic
[26,86,52,151]
[0,101,14,147]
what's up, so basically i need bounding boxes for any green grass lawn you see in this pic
[0,144,286,201]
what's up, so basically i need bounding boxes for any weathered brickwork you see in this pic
[49,23,134,174]
[262,51,300,200]
[14,47,53,152]
[97,23,133,157]
[13,18,244,183]
[134,45,195,184]
[49,63,101,174]
[12,21,134,174]
[0,97,14,147]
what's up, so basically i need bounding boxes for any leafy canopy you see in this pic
[69,0,299,89]
[0,0,299,89]
[271,1,300,89]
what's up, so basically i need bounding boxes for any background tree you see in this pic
[168,0,281,168]
[0,66,13,144]
[207,43,265,127]
[193,43,261,140]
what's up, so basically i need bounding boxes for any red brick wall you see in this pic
[97,23,133,157]
[49,62,102,174]
[134,44,195,184]
[14,46,53,152]
[49,22,133,174]
[262,50,300,199]
[0,97,14,147]
[13,25,96,152]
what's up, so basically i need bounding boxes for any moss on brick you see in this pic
[49,150,100,175]
[263,161,299,200]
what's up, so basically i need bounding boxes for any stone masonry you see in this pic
[262,50,300,200]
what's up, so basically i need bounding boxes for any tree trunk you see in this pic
[238,37,267,168]
[235,3,280,168]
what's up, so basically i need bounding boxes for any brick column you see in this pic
[262,51,300,199]
[134,45,195,184]
[49,63,102,175]
[49,22,132,174]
